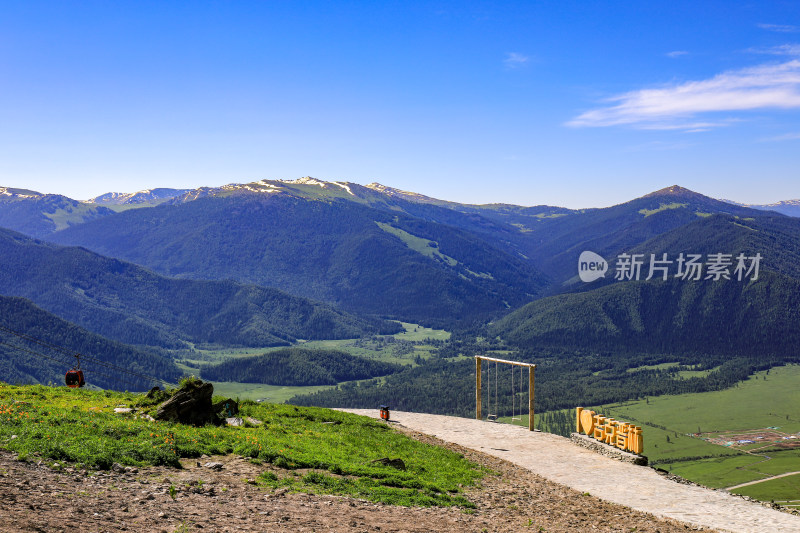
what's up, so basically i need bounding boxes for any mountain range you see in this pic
[723,198,800,218]
[88,188,190,207]
[1,178,798,391]
[47,179,549,326]
[0,187,112,238]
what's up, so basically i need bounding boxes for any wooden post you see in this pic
[528,365,535,431]
[475,357,482,420]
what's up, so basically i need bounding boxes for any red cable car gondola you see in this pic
[65,354,85,388]
[65,368,85,388]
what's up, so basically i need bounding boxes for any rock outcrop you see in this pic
[154,379,221,426]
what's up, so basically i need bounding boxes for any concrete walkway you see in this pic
[343,409,800,533]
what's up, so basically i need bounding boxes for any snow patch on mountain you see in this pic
[284,177,327,187]
[722,198,800,217]
[365,183,443,204]
[0,187,42,199]
[332,182,354,196]
[89,188,191,205]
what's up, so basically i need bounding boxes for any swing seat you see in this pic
[487,414,497,422]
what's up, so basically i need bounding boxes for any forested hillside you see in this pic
[290,348,789,420]
[0,188,113,238]
[0,228,397,349]
[201,348,403,386]
[50,192,548,326]
[0,296,180,390]
[490,272,800,356]
[491,213,800,354]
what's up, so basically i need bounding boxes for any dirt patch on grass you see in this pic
[0,437,706,533]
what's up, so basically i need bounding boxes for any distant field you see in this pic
[623,362,716,379]
[209,382,335,403]
[188,322,451,402]
[181,322,450,369]
[392,322,451,342]
[735,473,800,506]
[498,365,800,504]
[598,365,800,498]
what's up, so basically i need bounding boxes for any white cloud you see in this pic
[503,52,529,69]
[666,50,689,58]
[748,44,800,56]
[758,23,799,33]
[567,59,800,130]
[760,132,800,142]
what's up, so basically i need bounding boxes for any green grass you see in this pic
[734,473,800,502]
[375,222,459,267]
[0,382,483,507]
[625,362,679,373]
[668,455,771,488]
[603,366,800,437]
[176,324,452,405]
[43,203,106,230]
[393,322,451,342]
[623,362,716,379]
[102,203,166,212]
[209,382,334,403]
[181,323,450,371]
[638,203,688,217]
[595,365,800,498]
[675,367,717,379]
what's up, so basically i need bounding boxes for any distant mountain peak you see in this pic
[0,186,44,199]
[89,188,190,205]
[282,176,327,186]
[722,198,800,218]
[642,185,706,200]
[365,183,446,205]
[277,176,356,195]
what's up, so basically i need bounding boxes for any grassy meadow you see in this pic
[0,381,482,507]
[597,365,800,495]
[210,382,335,403]
[173,322,452,401]
[178,322,450,370]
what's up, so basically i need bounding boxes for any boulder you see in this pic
[213,398,239,418]
[154,379,221,426]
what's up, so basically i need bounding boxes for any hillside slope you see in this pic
[50,190,548,326]
[0,228,395,349]
[201,347,403,385]
[0,187,113,238]
[0,296,180,389]
[490,214,800,355]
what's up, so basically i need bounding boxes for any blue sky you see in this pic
[1,1,799,208]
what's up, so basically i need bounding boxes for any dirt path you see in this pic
[0,439,697,533]
[342,409,800,533]
[727,471,800,491]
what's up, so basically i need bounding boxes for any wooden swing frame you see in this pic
[475,356,536,431]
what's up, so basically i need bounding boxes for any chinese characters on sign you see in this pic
[576,407,644,455]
